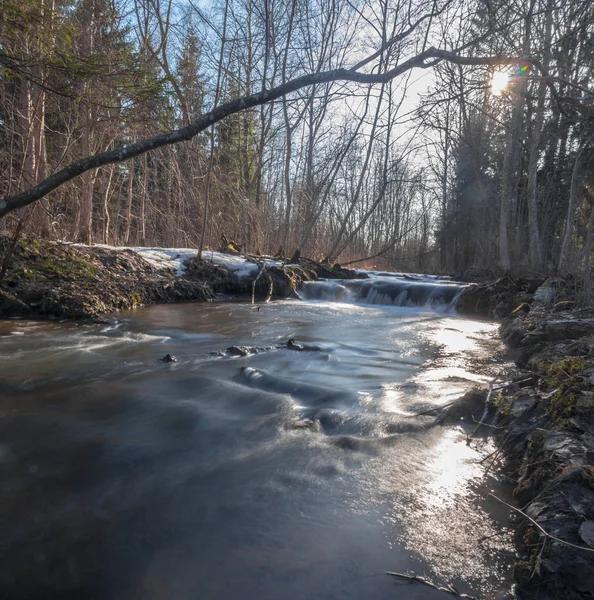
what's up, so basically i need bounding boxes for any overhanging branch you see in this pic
[0,47,534,220]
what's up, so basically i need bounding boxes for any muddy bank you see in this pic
[0,237,364,319]
[454,279,594,599]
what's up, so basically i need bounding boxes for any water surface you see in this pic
[0,291,514,599]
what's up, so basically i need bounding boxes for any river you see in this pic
[0,277,515,599]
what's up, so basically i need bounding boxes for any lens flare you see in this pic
[490,70,509,96]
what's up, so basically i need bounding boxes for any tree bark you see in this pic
[558,134,593,271]
[198,0,228,258]
[79,102,94,244]
[124,158,134,245]
[525,0,553,270]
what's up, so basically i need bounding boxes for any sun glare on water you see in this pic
[490,70,509,96]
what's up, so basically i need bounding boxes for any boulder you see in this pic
[534,282,556,304]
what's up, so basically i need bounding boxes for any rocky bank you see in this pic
[455,278,594,599]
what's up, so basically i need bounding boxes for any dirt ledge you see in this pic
[0,237,364,320]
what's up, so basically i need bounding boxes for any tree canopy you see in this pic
[0,0,592,278]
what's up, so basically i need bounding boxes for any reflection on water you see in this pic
[0,299,513,599]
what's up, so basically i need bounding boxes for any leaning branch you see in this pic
[0,47,528,220]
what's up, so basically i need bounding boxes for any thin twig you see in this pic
[489,494,594,553]
[470,416,507,429]
[470,381,495,437]
[406,398,459,418]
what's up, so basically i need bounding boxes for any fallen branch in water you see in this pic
[405,398,459,418]
[386,571,477,599]
[489,493,594,553]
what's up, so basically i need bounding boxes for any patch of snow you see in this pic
[128,247,198,277]
[91,244,283,279]
[204,250,259,278]
[203,250,282,278]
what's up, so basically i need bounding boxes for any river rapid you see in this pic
[0,277,515,600]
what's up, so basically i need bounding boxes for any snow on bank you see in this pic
[127,247,198,276]
[92,245,282,278]
[201,249,282,278]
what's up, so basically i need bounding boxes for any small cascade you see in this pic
[299,280,351,302]
[299,277,466,310]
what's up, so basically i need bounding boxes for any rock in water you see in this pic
[160,354,177,363]
[286,338,321,352]
[226,345,251,357]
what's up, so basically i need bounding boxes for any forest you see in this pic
[0,0,593,281]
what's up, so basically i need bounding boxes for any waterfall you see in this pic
[299,277,465,310]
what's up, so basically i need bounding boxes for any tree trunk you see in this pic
[558,136,592,271]
[440,110,450,272]
[124,158,134,245]
[139,152,147,245]
[198,0,228,258]
[525,93,543,270]
[19,79,35,191]
[581,195,594,305]
[102,166,114,245]
[525,0,553,270]
[79,103,94,245]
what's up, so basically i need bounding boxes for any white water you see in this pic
[299,277,466,311]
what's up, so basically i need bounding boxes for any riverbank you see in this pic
[0,236,363,319]
[455,279,594,599]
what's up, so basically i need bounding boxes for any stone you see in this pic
[543,433,585,461]
[579,521,594,547]
[438,388,487,424]
[534,283,555,304]
[527,319,594,342]
[553,300,576,312]
[286,338,321,352]
[511,395,534,417]
[160,354,177,363]
[226,345,251,356]
[525,501,548,520]
[576,392,594,410]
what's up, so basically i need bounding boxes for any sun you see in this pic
[490,70,510,96]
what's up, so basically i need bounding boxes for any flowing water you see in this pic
[0,277,515,599]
